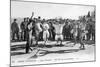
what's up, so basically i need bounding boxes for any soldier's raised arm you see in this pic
[30,12,34,19]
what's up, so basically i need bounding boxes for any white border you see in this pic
[0,0,98,67]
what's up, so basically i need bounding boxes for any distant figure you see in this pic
[36,17,43,41]
[24,18,29,41]
[11,19,19,40]
[49,22,55,40]
[42,21,50,45]
[63,20,70,40]
[87,19,95,41]
[20,18,26,41]
[25,12,34,53]
[25,21,33,53]
[70,22,79,45]
[35,16,43,45]
[78,22,88,49]
[53,21,65,45]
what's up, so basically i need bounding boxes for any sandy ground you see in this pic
[11,41,95,66]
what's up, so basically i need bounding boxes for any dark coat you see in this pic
[11,22,19,33]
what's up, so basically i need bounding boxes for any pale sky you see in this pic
[11,1,95,19]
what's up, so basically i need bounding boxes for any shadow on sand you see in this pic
[29,48,80,59]
[11,52,26,56]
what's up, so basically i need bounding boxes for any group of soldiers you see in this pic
[11,12,95,53]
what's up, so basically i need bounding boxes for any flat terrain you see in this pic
[11,41,95,66]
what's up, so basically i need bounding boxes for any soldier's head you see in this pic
[26,17,29,22]
[33,18,36,21]
[42,19,45,22]
[24,18,26,21]
[14,19,17,22]
[38,16,41,20]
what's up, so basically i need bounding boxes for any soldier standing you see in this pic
[25,12,34,53]
[11,19,19,41]
[20,18,26,41]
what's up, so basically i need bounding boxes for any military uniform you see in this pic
[11,20,19,40]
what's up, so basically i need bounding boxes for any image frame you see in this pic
[10,0,96,67]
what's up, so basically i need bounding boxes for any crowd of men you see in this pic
[11,11,95,53]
